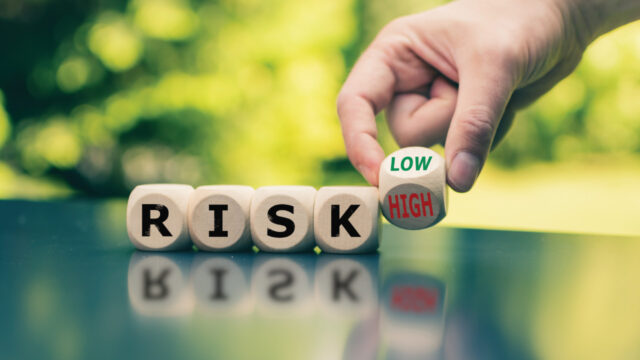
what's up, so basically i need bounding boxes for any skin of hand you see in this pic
[337,0,639,192]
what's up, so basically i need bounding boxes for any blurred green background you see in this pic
[0,0,638,234]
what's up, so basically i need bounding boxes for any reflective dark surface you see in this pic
[2,200,639,360]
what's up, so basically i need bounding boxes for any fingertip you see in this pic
[348,134,384,187]
[361,147,384,187]
[360,164,379,187]
[446,151,480,193]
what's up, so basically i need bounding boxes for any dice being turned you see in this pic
[378,147,447,230]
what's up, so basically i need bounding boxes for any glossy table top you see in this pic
[1,200,639,360]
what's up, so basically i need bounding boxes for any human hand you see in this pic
[337,0,637,191]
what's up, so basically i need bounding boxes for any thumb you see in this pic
[444,64,515,192]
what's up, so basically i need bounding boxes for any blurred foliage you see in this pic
[0,0,359,197]
[493,23,640,167]
[0,0,638,198]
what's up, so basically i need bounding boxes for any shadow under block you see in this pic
[378,147,447,229]
[250,186,316,253]
[188,185,254,252]
[127,184,194,251]
[314,186,379,254]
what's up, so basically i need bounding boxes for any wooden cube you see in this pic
[314,186,379,253]
[378,147,447,229]
[127,184,194,251]
[250,186,316,252]
[187,185,254,252]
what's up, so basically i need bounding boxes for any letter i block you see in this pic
[250,186,317,252]
[314,186,379,253]
[378,147,447,229]
[188,185,254,252]
[127,184,194,251]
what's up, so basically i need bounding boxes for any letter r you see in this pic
[142,204,172,237]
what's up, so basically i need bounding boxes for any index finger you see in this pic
[336,50,397,186]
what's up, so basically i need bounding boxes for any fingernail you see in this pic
[449,152,480,192]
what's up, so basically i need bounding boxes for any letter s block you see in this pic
[378,147,447,229]
[250,186,316,252]
[127,184,194,251]
[314,186,379,253]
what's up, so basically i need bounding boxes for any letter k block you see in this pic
[314,187,379,254]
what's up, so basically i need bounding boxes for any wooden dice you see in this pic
[378,147,447,229]
[188,185,254,252]
[314,186,379,254]
[126,148,448,252]
[127,184,194,251]
[250,186,316,253]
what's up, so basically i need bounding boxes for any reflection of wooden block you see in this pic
[314,186,379,254]
[188,185,254,252]
[250,186,316,252]
[342,316,381,360]
[251,254,316,315]
[314,255,379,317]
[381,272,446,356]
[190,254,253,314]
[127,184,194,251]
[127,252,194,316]
[378,147,447,229]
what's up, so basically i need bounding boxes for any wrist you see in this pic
[565,0,640,42]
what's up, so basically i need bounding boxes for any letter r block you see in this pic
[250,186,316,252]
[314,186,379,253]
[127,184,194,251]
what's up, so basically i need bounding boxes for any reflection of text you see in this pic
[137,266,364,304]
[127,254,380,317]
[144,268,170,299]
[390,286,439,313]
